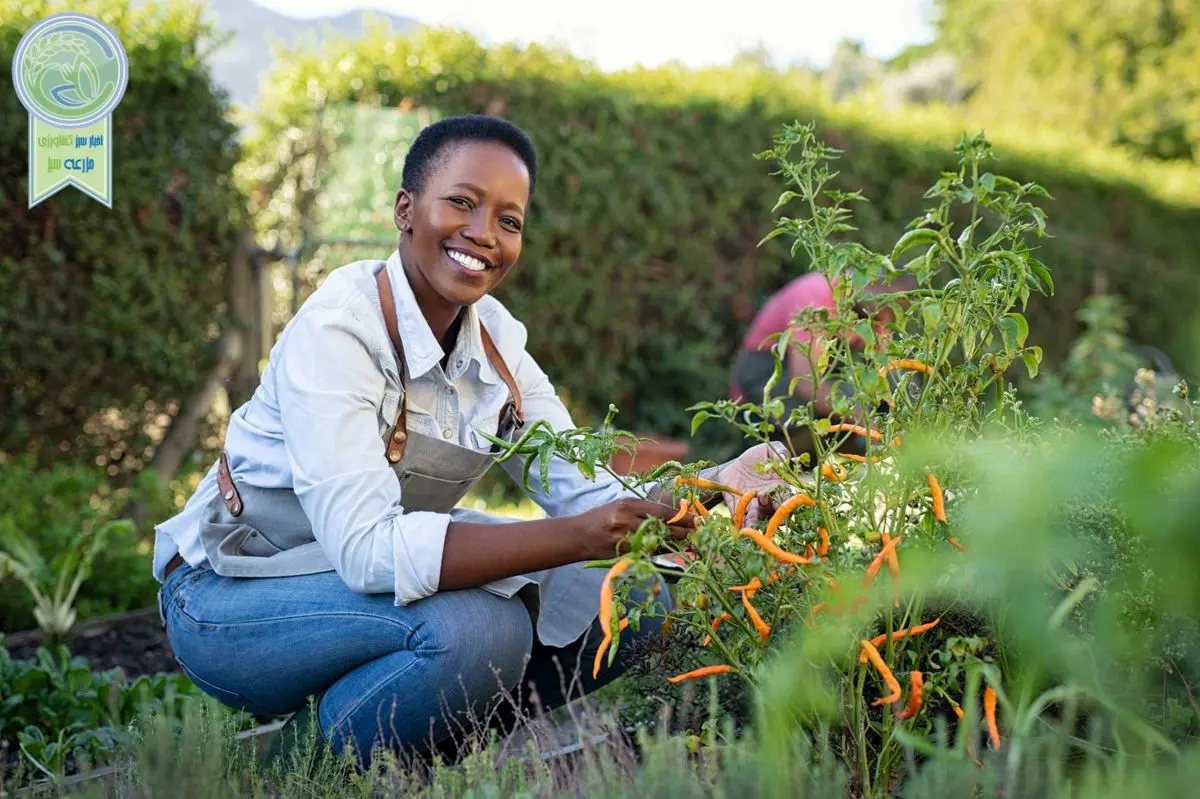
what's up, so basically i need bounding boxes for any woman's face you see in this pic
[394,140,529,310]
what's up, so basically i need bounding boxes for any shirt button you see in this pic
[442,427,453,439]
[456,359,464,368]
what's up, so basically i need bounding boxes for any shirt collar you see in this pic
[384,249,493,382]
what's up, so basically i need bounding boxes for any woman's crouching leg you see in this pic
[317,587,534,766]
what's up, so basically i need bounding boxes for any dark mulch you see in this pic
[6,609,179,679]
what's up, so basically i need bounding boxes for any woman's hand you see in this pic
[711,441,793,526]
[577,497,697,561]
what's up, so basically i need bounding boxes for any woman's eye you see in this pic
[448,196,472,210]
[501,217,522,232]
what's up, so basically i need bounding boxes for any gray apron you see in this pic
[194,265,608,645]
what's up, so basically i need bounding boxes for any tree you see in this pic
[933,0,1199,163]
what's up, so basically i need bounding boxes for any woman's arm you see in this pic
[438,496,689,589]
[277,301,689,600]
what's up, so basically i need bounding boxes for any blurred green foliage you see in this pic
[0,457,165,634]
[933,0,1200,164]
[0,1,244,469]
[245,26,1200,440]
[0,639,213,782]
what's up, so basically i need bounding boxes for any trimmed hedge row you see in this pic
[243,27,1200,439]
[0,1,244,466]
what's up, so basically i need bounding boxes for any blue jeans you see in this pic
[159,564,668,764]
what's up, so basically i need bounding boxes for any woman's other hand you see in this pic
[712,441,792,527]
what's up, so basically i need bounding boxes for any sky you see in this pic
[251,0,937,71]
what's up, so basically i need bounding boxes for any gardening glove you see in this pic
[711,441,793,527]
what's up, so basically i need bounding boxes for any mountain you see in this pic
[199,0,420,109]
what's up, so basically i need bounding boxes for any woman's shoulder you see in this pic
[280,260,389,345]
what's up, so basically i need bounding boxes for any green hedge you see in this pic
[0,1,244,467]
[247,29,1200,439]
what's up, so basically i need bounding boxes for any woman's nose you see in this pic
[462,214,497,248]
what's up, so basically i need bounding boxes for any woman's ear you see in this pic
[394,188,414,233]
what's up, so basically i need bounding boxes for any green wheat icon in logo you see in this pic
[21,29,118,120]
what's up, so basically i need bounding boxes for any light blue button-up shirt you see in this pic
[152,250,638,615]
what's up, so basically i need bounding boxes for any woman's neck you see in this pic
[399,243,464,353]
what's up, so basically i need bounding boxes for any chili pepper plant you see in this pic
[485,126,1178,794]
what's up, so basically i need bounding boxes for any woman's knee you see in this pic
[408,589,534,694]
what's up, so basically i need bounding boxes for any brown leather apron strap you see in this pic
[216,451,243,516]
[376,266,411,464]
[375,264,525,459]
[479,325,525,427]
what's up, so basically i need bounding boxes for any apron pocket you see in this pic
[399,470,482,515]
[205,521,285,559]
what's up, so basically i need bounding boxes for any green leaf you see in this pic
[1028,258,1055,295]
[690,410,713,436]
[1021,346,1043,378]
[757,226,787,248]
[537,441,554,495]
[997,312,1028,355]
[889,228,941,264]
[771,190,800,212]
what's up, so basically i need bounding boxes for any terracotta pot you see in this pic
[608,435,690,476]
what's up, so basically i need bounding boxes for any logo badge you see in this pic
[12,13,128,207]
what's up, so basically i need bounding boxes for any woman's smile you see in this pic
[445,245,496,276]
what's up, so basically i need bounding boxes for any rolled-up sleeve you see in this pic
[275,301,449,604]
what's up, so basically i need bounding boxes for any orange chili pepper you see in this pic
[592,617,631,679]
[728,576,763,596]
[674,475,740,495]
[667,664,733,684]
[947,536,968,552]
[691,494,709,517]
[817,526,830,557]
[732,489,757,529]
[840,453,883,464]
[859,639,903,705]
[863,535,902,587]
[592,559,632,678]
[827,423,884,442]
[702,612,732,646]
[820,463,848,483]
[764,493,817,537]
[881,532,901,608]
[858,618,942,662]
[893,671,924,720]
[742,591,771,642]
[826,423,902,449]
[927,473,947,523]
[879,358,934,378]
[984,686,1001,750]
[741,528,811,565]
[666,499,691,524]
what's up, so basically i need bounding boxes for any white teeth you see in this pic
[447,249,488,271]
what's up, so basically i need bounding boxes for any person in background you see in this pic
[728,270,916,455]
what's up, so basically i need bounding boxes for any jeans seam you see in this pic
[171,606,423,640]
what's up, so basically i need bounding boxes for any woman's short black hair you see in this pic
[401,114,538,200]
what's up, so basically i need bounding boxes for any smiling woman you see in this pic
[149,114,791,768]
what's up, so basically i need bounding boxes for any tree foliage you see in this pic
[934,0,1200,163]
[0,1,245,468]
